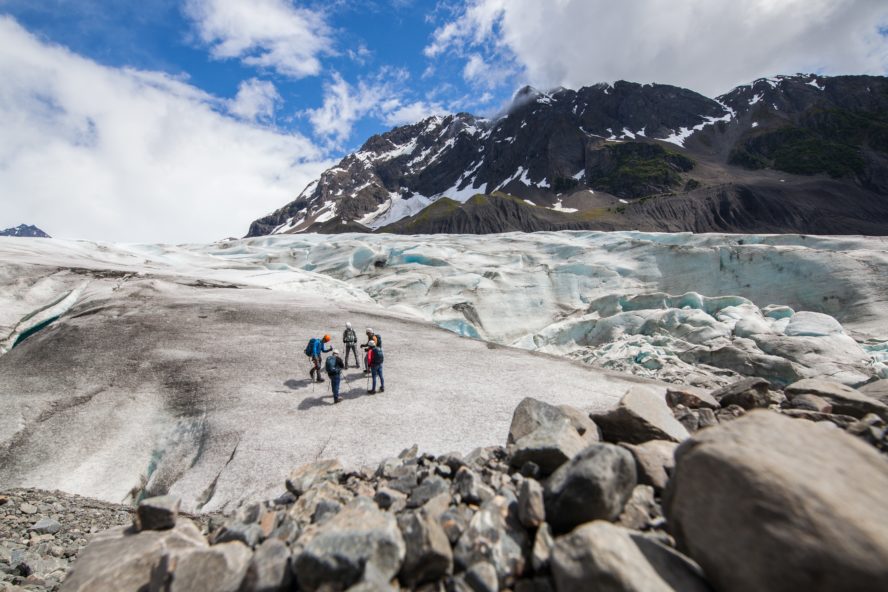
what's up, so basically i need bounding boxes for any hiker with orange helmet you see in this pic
[305,334,333,383]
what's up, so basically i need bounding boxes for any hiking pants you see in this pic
[329,374,341,402]
[345,344,359,367]
[371,364,384,391]
[310,356,323,381]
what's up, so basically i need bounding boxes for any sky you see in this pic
[1,0,887,243]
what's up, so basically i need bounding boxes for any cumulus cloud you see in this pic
[383,101,448,126]
[183,0,333,78]
[228,78,282,122]
[0,16,330,243]
[426,0,888,96]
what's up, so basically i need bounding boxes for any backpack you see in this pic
[325,356,339,374]
[344,328,356,343]
[304,338,318,357]
[372,346,384,365]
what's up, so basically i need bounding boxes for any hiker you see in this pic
[342,322,359,369]
[325,350,345,403]
[305,334,332,382]
[361,327,381,373]
[367,340,385,394]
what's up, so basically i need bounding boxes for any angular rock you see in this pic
[551,521,710,592]
[591,387,690,444]
[421,491,452,520]
[452,467,494,505]
[19,502,37,515]
[385,464,419,495]
[695,408,718,430]
[29,518,61,535]
[373,487,407,513]
[556,404,601,444]
[465,562,498,592]
[211,521,263,548]
[617,485,662,531]
[664,410,888,592]
[136,496,180,531]
[239,538,292,592]
[454,496,529,584]
[61,519,207,592]
[508,398,571,444]
[293,497,405,592]
[531,523,554,573]
[847,413,887,446]
[544,444,637,534]
[780,409,858,428]
[153,541,251,592]
[517,479,545,529]
[439,506,472,545]
[286,459,343,497]
[510,420,586,476]
[665,387,719,410]
[789,393,833,413]
[408,476,449,509]
[860,379,888,406]
[672,406,699,433]
[620,440,677,493]
[711,377,771,410]
[397,510,453,587]
[786,378,888,419]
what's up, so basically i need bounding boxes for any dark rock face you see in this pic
[246,74,888,237]
[0,225,50,238]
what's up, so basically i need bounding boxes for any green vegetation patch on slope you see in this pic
[586,142,695,199]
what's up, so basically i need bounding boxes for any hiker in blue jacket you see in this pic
[306,334,332,383]
[325,350,345,403]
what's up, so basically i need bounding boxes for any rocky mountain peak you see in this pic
[0,224,50,238]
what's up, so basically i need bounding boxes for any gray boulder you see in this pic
[508,398,570,444]
[710,377,770,410]
[397,510,453,587]
[786,378,888,419]
[544,444,637,534]
[61,519,207,592]
[29,517,61,535]
[211,521,263,547]
[664,410,888,592]
[789,393,833,413]
[531,523,554,573]
[152,541,252,592]
[465,562,498,592]
[454,496,529,585]
[510,421,587,476]
[239,538,292,592]
[860,379,888,406]
[591,387,689,444]
[408,476,449,509]
[452,467,494,505]
[373,487,407,512]
[137,495,180,531]
[620,440,677,493]
[286,459,343,497]
[665,387,719,410]
[617,485,662,531]
[293,497,405,592]
[557,404,601,444]
[550,521,710,592]
[517,478,545,529]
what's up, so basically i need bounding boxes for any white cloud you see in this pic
[426,0,888,96]
[0,16,331,243]
[183,0,333,78]
[383,101,448,126]
[228,78,281,122]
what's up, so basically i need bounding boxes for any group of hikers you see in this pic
[304,323,384,404]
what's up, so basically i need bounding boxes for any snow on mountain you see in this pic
[0,224,50,238]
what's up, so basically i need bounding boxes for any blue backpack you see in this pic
[304,338,319,357]
[325,356,340,374]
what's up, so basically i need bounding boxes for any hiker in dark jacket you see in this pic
[307,334,332,383]
[325,350,345,403]
[361,328,381,373]
[342,322,359,369]
[367,343,384,394]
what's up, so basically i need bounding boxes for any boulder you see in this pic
[152,541,252,592]
[617,485,662,531]
[510,421,587,476]
[620,440,677,493]
[29,518,61,535]
[508,398,571,444]
[557,404,601,444]
[710,377,770,410]
[695,408,718,430]
[452,467,494,505]
[286,459,343,497]
[397,510,453,587]
[136,495,180,531]
[211,521,263,548]
[293,498,405,592]
[517,479,545,529]
[544,444,637,534]
[454,496,529,584]
[373,487,407,513]
[531,523,554,573]
[239,538,292,592]
[860,379,888,406]
[408,476,449,509]
[664,410,888,592]
[550,521,710,592]
[789,393,832,413]
[591,387,689,445]
[785,378,888,420]
[465,562,498,592]
[61,519,207,592]
[665,387,719,410]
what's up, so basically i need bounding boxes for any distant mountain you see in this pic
[247,74,888,237]
[0,224,50,238]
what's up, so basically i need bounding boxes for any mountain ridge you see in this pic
[247,74,888,237]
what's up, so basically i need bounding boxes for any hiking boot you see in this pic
[367,389,375,394]
[334,398,341,404]
[380,387,385,392]
[317,378,325,383]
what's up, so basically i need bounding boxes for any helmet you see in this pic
[323,334,331,342]
[333,349,340,356]
[346,322,352,328]
[366,327,373,334]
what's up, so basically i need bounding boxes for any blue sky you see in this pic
[1,0,887,242]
